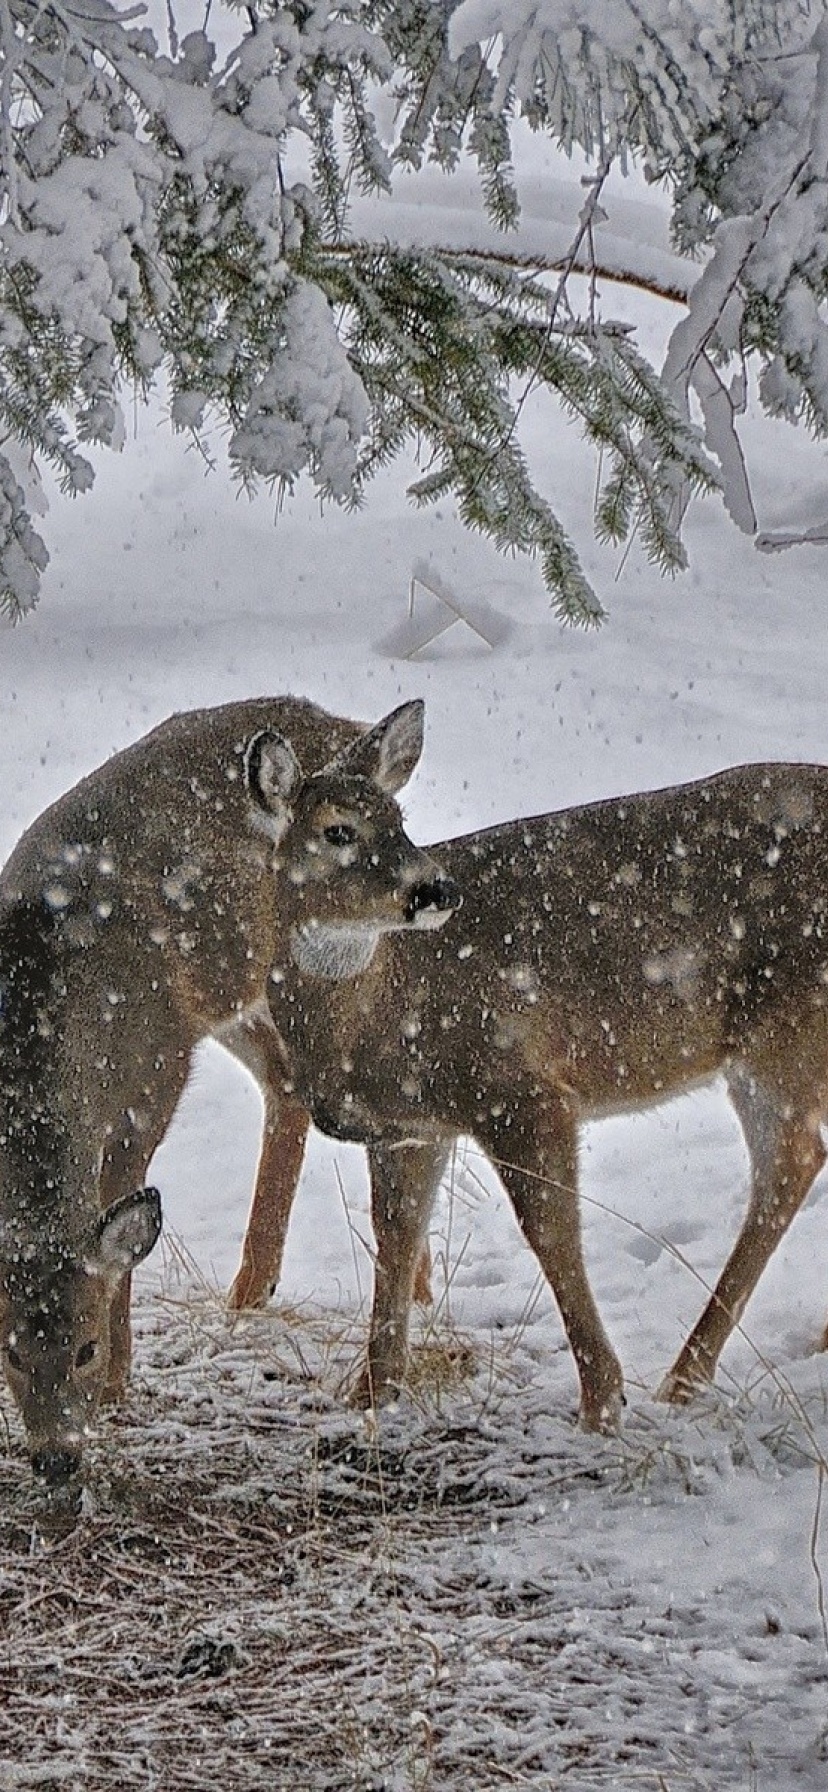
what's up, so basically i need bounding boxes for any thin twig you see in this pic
[810,1463,828,1659]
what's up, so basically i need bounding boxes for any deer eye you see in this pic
[6,1345,23,1373]
[75,1341,98,1369]
[324,823,357,848]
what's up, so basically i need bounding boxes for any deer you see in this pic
[0,694,460,1489]
[247,761,828,1434]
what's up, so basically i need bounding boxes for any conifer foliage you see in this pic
[0,2,825,621]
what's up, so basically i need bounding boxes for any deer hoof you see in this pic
[656,1365,708,1406]
[348,1366,402,1412]
[226,1276,271,1312]
[578,1385,625,1435]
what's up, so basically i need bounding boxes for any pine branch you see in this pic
[3,0,825,621]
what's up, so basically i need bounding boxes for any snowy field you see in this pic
[3,174,828,1787]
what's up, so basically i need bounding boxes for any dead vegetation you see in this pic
[0,1283,825,1791]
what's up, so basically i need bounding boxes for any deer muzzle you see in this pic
[404,875,463,926]
[31,1444,83,1487]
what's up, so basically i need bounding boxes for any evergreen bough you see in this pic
[0,2,824,621]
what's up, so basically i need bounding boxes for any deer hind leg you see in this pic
[99,1139,159,1403]
[103,1277,134,1405]
[412,1239,434,1306]
[353,1139,448,1409]
[659,1065,827,1405]
[98,1048,193,1401]
[218,1008,313,1311]
[480,1098,624,1434]
[228,1087,310,1309]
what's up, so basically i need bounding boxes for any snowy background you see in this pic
[3,157,828,1788]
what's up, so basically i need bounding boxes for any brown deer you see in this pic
[254,762,828,1433]
[0,695,459,1487]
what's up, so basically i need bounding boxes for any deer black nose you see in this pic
[405,876,463,923]
[31,1447,82,1487]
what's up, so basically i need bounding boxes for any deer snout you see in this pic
[31,1445,83,1487]
[405,874,462,926]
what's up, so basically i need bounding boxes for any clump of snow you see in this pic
[229,281,370,500]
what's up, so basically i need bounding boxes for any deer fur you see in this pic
[251,762,828,1432]
[0,695,458,1485]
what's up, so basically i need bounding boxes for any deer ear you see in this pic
[244,730,302,830]
[328,701,425,795]
[91,1188,163,1282]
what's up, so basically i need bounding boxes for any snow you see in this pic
[347,158,697,302]
[449,0,741,155]
[3,148,828,1787]
[228,279,370,497]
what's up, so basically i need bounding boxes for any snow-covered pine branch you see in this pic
[451,0,828,553]
[0,0,386,618]
[4,2,828,624]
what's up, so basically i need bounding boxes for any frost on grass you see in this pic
[1,1280,827,1790]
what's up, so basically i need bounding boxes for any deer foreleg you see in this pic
[354,1139,447,1408]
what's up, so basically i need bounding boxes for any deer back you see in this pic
[268,761,828,1138]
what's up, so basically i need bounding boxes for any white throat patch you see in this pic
[289,922,380,980]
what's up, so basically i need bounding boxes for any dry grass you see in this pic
[0,1287,575,1792]
[0,1279,818,1791]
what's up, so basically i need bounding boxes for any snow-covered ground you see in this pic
[3,172,828,1786]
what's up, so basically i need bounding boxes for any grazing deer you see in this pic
[0,696,459,1487]
[255,762,828,1433]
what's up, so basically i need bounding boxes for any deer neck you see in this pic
[288,921,381,981]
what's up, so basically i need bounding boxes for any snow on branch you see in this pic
[451,0,828,566]
[4,3,828,621]
[0,0,391,617]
